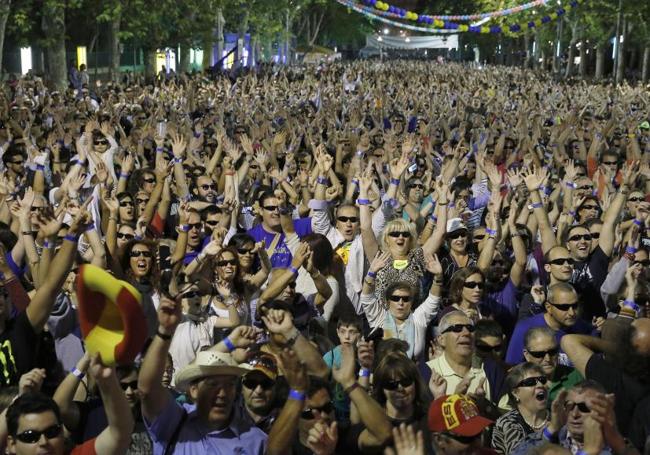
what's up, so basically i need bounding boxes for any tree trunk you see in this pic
[564,24,578,78]
[524,33,531,68]
[42,0,66,90]
[216,8,224,66]
[595,44,605,79]
[179,44,190,73]
[143,48,156,81]
[642,45,650,82]
[0,0,10,76]
[109,14,121,82]
[234,11,248,69]
[615,18,626,84]
[202,33,212,69]
[579,40,587,78]
[308,11,325,46]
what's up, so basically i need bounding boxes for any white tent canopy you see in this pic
[366,34,459,50]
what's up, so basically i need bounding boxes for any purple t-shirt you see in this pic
[247,218,312,268]
[484,279,519,336]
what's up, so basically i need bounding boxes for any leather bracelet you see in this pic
[156,330,173,341]
[344,382,361,395]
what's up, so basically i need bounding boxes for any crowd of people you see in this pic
[0,60,649,455]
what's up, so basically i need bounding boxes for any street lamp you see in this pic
[383,28,389,35]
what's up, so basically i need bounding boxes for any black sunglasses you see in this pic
[142,177,156,184]
[564,401,590,413]
[590,232,600,239]
[120,200,134,207]
[634,260,650,267]
[515,376,548,388]
[549,302,579,311]
[94,140,108,146]
[30,206,46,212]
[237,248,254,255]
[473,234,485,241]
[388,294,411,303]
[388,231,411,238]
[408,183,424,190]
[204,220,220,226]
[526,347,560,359]
[130,250,152,258]
[136,198,149,204]
[181,290,201,299]
[549,257,575,266]
[601,161,617,166]
[263,205,279,212]
[117,232,135,240]
[569,234,592,242]
[217,259,237,267]
[120,380,138,391]
[383,377,415,390]
[337,216,359,223]
[188,222,202,231]
[463,281,484,289]
[15,424,63,444]
[580,205,599,211]
[628,197,644,202]
[447,231,468,240]
[476,343,502,353]
[200,184,217,191]
[301,402,334,419]
[242,376,275,390]
[442,323,475,334]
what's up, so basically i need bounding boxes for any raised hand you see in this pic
[157,295,183,334]
[261,309,295,336]
[290,242,311,269]
[357,340,374,370]
[88,353,115,381]
[332,344,356,389]
[423,252,442,275]
[19,368,46,395]
[279,347,309,392]
[306,421,338,455]
[369,250,392,273]
[227,325,261,348]
[385,424,426,455]
[429,370,448,399]
[170,132,187,160]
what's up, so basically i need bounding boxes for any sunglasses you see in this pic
[237,248,254,255]
[136,198,149,204]
[263,205,279,212]
[549,302,579,311]
[602,161,617,166]
[564,401,590,413]
[205,220,220,227]
[301,402,334,420]
[30,206,46,212]
[473,234,485,241]
[181,290,201,299]
[130,250,152,258]
[408,183,424,190]
[200,184,217,191]
[383,377,415,390]
[242,376,275,390]
[526,347,560,359]
[447,231,468,240]
[634,260,650,267]
[388,294,411,303]
[94,140,108,146]
[549,257,575,266]
[120,380,138,391]
[569,234,592,242]
[442,323,475,334]
[590,232,600,239]
[515,376,548,388]
[117,232,135,240]
[463,281,484,289]
[120,200,134,207]
[337,216,359,223]
[388,231,411,238]
[142,177,156,184]
[628,197,644,203]
[188,222,202,231]
[476,343,502,353]
[9,160,24,165]
[217,259,237,267]
[15,424,63,444]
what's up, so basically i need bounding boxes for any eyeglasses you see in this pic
[200,184,217,191]
[94,140,108,146]
[217,259,237,267]
[549,302,579,311]
[463,281,484,289]
[130,250,152,258]
[120,380,138,391]
[447,231,468,240]
[117,232,135,240]
[628,197,644,202]
[473,234,485,241]
[15,424,63,444]
[237,248,254,255]
[30,206,46,212]
[301,402,334,420]
[188,222,202,231]
[526,347,560,359]
[383,377,415,390]
[634,260,650,267]
[263,205,279,212]
[475,343,502,353]
[564,401,590,413]
[515,376,548,388]
[602,161,618,166]
[441,323,475,334]
[549,257,575,266]
[142,177,156,184]
[388,294,411,303]
[9,160,24,165]
[337,216,359,223]
[242,376,275,390]
[136,198,149,204]
[388,231,411,238]
[181,290,201,299]
[568,234,592,242]
[204,220,220,227]
[577,185,592,190]
[120,200,134,207]
[408,183,424,190]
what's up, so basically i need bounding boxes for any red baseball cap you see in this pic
[428,394,494,437]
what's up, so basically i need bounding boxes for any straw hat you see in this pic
[175,351,251,388]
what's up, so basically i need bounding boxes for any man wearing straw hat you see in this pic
[138,296,267,454]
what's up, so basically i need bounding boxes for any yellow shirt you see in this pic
[427,353,491,401]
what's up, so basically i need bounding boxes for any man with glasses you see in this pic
[428,311,506,401]
[2,148,26,182]
[194,175,218,204]
[507,283,594,365]
[523,327,583,403]
[239,353,280,433]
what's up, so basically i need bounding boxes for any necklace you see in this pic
[521,409,549,431]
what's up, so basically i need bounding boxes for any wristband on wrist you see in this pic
[625,246,638,255]
[430,214,438,222]
[485,228,497,236]
[448,202,456,208]
[344,382,361,395]
[633,219,643,227]
[352,179,360,186]
[366,271,377,279]
[42,240,51,249]
[64,233,78,242]
[172,157,182,164]
[316,176,330,186]
[21,231,32,236]
[530,202,543,209]
[289,266,299,276]
[568,210,576,217]
[84,223,95,232]
[358,368,371,378]
[36,164,45,172]
[223,337,236,352]
[155,146,164,153]
[355,150,364,157]
[119,172,130,179]
[356,198,371,206]
[288,389,306,401]
[564,181,577,189]
[542,426,558,442]
[179,224,190,232]
[390,177,400,186]
[71,368,85,380]
[194,132,201,138]
[156,330,173,341]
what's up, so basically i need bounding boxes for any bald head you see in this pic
[631,318,650,356]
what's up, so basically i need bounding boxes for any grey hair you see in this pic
[436,310,472,337]
[547,282,577,305]
[524,327,557,350]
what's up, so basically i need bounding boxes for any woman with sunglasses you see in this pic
[401,177,426,225]
[491,363,550,455]
[361,251,442,359]
[437,266,487,323]
[205,246,249,328]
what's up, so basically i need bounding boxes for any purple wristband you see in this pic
[36,164,45,172]
[633,219,643,227]
[289,266,299,276]
[317,176,329,186]
[64,234,78,242]
[623,300,641,313]
[356,198,371,206]
[84,223,95,232]
[42,240,51,249]
[485,228,497,236]
[288,389,306,401]
[119,172,130,179]
[530,202,543,209]
[222,337,236,352]
[367,271,377,279]
[155,146,164,153]
[625,246,638,255]
[390,178,400,186]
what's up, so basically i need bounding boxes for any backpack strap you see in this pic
[163,409,188,455]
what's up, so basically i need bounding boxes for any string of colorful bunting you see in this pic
[361,0,549,21]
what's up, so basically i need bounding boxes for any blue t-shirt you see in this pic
[247,218,312,268]
[506,312,594,365]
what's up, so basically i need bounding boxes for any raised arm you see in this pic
[359,165,379,261]
[599,161,639,257]
[523,167,557,255]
